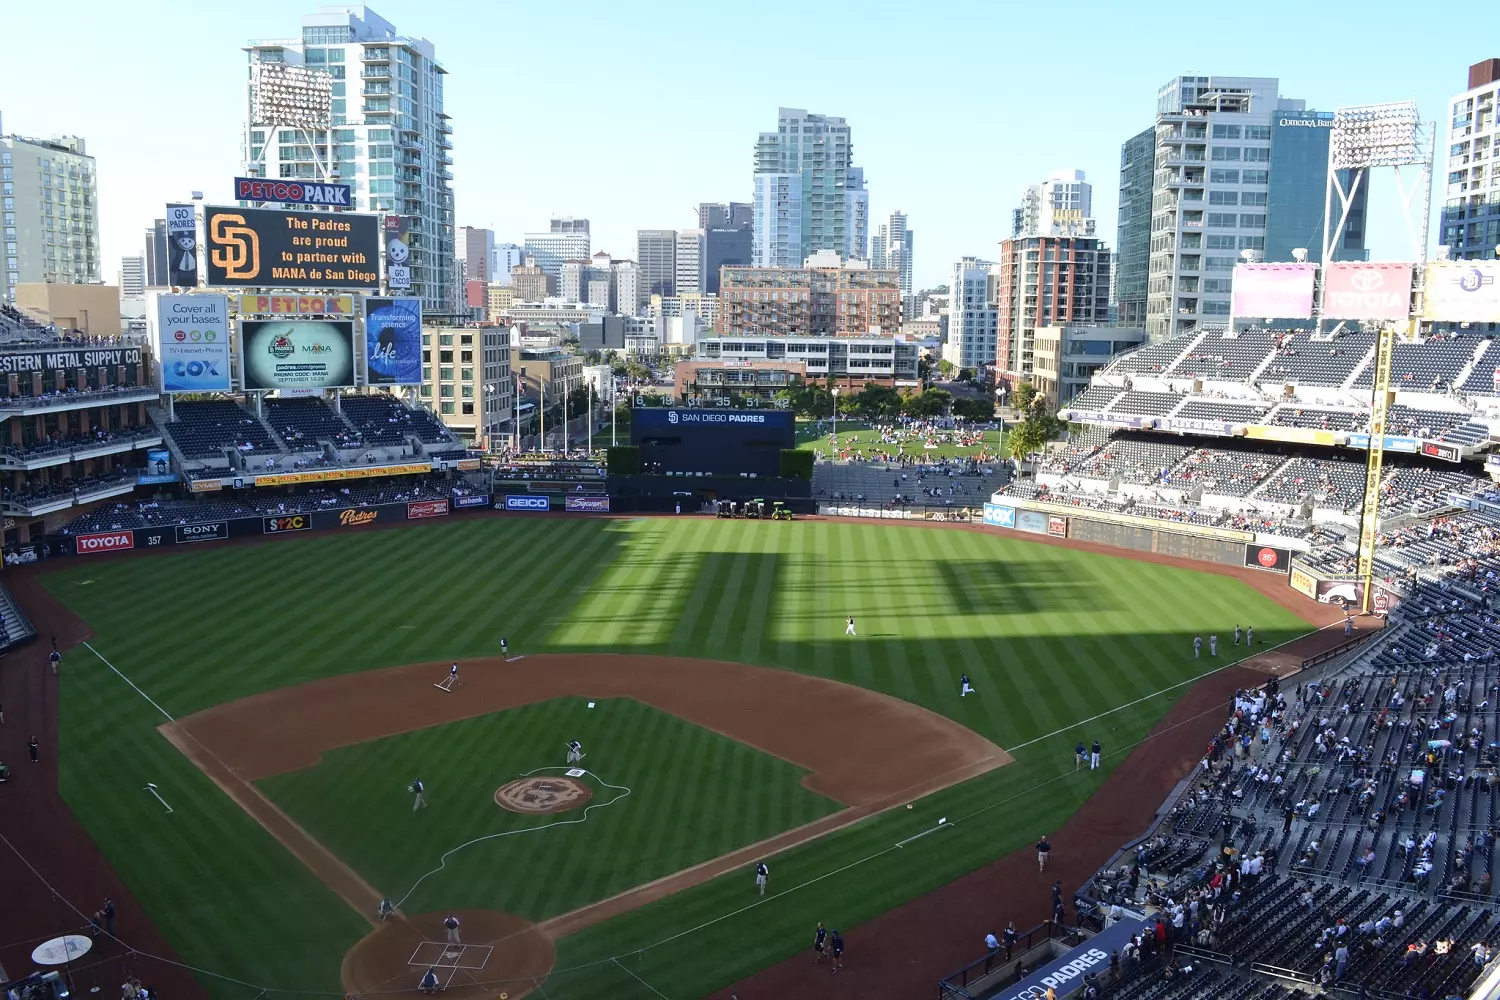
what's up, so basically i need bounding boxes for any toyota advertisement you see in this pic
[1321,262,1413,321]
[155,293,232,393]
[240,320,356,390]
[75,531,134,555]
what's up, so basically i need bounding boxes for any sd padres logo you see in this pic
[667,410,679,424]
[209,212,260,280]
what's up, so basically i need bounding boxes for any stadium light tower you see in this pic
[1321,101,1435,616]
[244,63,337,188]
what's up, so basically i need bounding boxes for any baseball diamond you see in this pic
[0,513,1333,1000]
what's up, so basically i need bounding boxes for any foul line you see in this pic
[392,767,631,910]
[1008,621,1343,752]
[611,959,671,1000]
[83,641,174,722]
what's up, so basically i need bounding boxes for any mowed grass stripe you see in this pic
[46,517,1315,999]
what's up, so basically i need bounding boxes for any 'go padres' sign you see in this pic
[204,206,380,289]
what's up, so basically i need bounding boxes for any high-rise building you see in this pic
[752,108,868,266]
[118,256,146,298]
[559,260,587,303]
[144,219,169,288]
[1013,170,1095,237]
[993,235,1112,384]
[1114,128,1155,327]
[703,228,752,294]
[1264,111,1367,265]
[637,229,676,298]
[494,243,523,285]
[612,259,641,315]
[717,255,900,336]
[941,258,997,371]
[675,229,707,296]
[243,6,455,313]
[1119,75,1363,341]
[870,210,914,301]
[1441,58,1500,260]
[699,202,754,230]
[510,258,552,302]
[0,134,100,302]
[523,224,590,280]
[462,226,496,282]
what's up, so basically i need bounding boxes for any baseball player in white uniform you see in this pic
[845,616,856,636]
[960,673,976,697]
[1209,634,1218,657]
[1193,636,1202,659]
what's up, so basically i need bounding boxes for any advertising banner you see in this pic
[240,320,355,390]
[76,530,134,554]
[1420,441,1463,463]
[233,177,351,208]
[1344,434,1419,453]
[253,462,430,488]
[564,495,610,512]
[984,920,1149,1000]
[237,294,356,317]
[1047,514,1068,537]
[1158,417,1233,436]
[1244,425,1338,447]
[263,514,310,534]
[138,449,175,485]
[175,522,229,544]
[1322,262,1413,321]
[331,508,381,528]
[166,203,198,287]
[364,297,423,385]
[453,494,491,509]
[0,347,143,377]
[205,206,380,289]
[1015,509,1049,535]
[1230,263,1317,320]
[384,215,411,290]
[156,294,231,393]
[1289,566,1318,599]
[505,495,552,511]
[407,499,450,519]
[982,503,1016,528]
[1245,544,1291,573]
[1423,262,1500,323]
[190,479,224,492]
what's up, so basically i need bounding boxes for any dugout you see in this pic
[631,407,794,477]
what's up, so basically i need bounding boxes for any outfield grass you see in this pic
[796,419,1005,460]
[44,516,1312,999]
[258,697,840,918]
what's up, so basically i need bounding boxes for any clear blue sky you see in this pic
[0,1,1482,289]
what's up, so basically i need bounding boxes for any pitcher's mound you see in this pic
[495,776,592,814]
[342,909,553,1000]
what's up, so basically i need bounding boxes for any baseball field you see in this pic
[37,515,1315,999]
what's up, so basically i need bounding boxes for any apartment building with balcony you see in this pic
[716,254,900,337]
[1442,59,1500,260]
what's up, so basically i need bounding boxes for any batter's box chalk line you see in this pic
[392,767,631,910]
[407,941,493,970]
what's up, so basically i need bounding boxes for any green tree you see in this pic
[1012,380,1039,412]
[626,361,652,383]
[1006,382,1061,460]
[903,387,953,418]
[855,383,902,420]
[936,358,956,378]
[952,396,995,421]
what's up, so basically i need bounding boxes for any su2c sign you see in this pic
[76,530,134,554]
[263,514,310,534]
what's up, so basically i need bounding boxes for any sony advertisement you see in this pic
[364,297,423,385]
[155,293,232,393]
[240,320,356,390]
[204,206,380,289]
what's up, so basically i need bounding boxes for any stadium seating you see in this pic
[1171,330,1279,382]
[162,400,278,459]
[1076,438,1192,485]
[1110,391,1187,418]
[1173,399,1272,424]
[340,394,455,446]
[1351,335,1484,392]
[1259,332,1375,386]
[1265,407,1365,431]
[265,398,363,452]
[1166,447,1283,497]
[1110,336,1200,375]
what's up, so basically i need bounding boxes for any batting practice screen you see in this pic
[631,408,794,476]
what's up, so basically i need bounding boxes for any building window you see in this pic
[1211,124,1242,139]
[1209,169,1240,184]
[1210,147,1242,162]
[1241,170,1269,185]
[462,402,474,415]
[441,402,454,414]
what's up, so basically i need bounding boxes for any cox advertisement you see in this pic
[156,293,231,392]
[565,495,610,512]
[505,495,551,511]
[205,206,380,289]
[983,503,1016,528]
[364,297,423,385]
[240,320,355,390]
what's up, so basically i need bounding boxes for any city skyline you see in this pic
[0,0,1480,296]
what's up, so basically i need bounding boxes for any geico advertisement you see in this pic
[240,320,355,390]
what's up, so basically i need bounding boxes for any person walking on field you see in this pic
[1075,740,1088,769]
[410,778,427,810]
[443,914,461,944]
[1037,834,1052,871]
[28,736,38,763]
[1091,740,1102,770]
[1193,636,1202,659]
[845,616,856,637]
